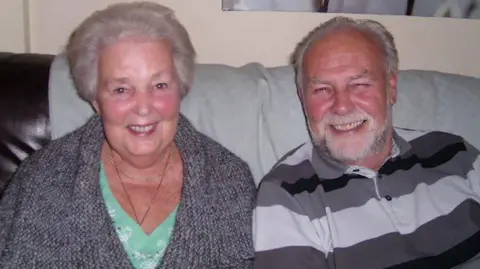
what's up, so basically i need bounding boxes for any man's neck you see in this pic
[347,135,394,172]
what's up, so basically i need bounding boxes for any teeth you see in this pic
[332,120,363,131]
[129,124,155,133]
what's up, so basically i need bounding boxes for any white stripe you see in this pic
[330,172,480,248]
[279,142,313,167]
[254,204,331,254]
[393,127,428,141]
[467,154,480,196]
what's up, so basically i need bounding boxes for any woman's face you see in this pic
[93,39,181,162]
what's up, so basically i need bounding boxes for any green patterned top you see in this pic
[100,164,178,269]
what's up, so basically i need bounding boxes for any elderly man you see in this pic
[253,16,480,269]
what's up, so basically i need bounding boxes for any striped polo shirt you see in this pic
[253,130,480,269]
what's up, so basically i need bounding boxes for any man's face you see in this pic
[301,29,397,164]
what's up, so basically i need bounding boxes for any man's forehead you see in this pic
[307,51,372,68]
[306,69,371,83]
[303,46,384,79]
[304,30,382,65]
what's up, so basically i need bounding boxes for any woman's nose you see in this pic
[134,90,152,116]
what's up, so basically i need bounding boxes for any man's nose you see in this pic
[331,90,354,115]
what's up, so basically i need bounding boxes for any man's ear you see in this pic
[388,72,398,105]
[297,87,304,100]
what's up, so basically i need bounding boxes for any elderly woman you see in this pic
[0,2,255,268]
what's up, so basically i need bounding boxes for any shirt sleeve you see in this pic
[253,180,331,269]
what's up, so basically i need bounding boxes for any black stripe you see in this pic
[281,173,368,195]
[281,133,468,195]
[380,142,466,176]
[388,230,480,269]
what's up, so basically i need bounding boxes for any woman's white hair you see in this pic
[291,16,399,89]
[66,1,196,102]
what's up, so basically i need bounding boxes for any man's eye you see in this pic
[354,83,371,88]
[113,87,126,94]
[154,83,168,90]
[313,87,329,94]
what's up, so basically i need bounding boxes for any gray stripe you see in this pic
[264,160,315,186]
[311,146,346,179]
[407,131,464,158]
[254,246,332,269]
[332,199,480,269]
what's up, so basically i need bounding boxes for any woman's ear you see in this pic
[91,100,100,114]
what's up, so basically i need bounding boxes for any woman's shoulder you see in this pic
[20,131,79,169]
[17,116,102,176]
[192,129,252,178]
[177,115,255,190]
[177,115,252,173]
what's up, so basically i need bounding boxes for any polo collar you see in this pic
[311,130,412,179]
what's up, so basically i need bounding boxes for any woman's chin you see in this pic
[123,141,161,157]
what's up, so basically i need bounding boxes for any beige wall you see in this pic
[0,0,27,53]
[4,0,480,77]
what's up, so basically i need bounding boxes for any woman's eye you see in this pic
[154,83,168,90]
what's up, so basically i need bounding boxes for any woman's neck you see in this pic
[103,141,175,183]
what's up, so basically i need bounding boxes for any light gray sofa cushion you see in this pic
[259,66,480,161]
[49,54,480,184]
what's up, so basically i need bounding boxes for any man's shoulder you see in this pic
[261,142,315,187]
[400,129,477,153]
[396,129,479,168]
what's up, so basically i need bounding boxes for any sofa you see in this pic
[1,52,480,196]
[0,53,53,196]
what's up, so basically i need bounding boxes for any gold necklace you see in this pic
[110,151,168,181]
[107,143,173,226]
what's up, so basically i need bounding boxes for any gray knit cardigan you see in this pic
[0,115,256,268]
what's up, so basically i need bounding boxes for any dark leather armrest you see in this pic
[0,52,54,196]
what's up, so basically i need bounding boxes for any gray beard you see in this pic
[310,105,393,163]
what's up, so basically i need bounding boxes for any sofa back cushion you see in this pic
[49,55,480,184]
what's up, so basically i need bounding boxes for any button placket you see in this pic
[377,173,393,201]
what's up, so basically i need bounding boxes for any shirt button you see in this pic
[385,195,392,201]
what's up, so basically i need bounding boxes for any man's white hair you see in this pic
[291,16,399,90]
